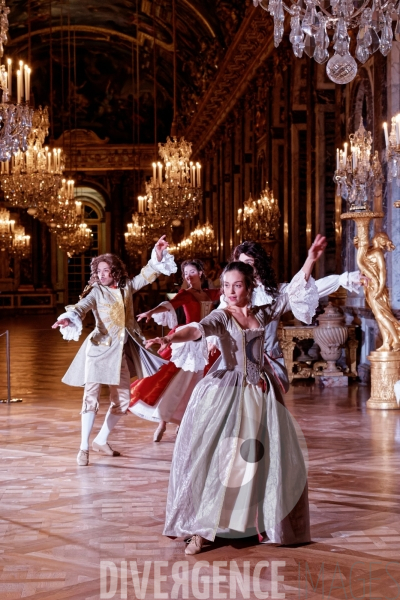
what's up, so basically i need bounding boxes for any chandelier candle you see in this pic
[7,58,11,96]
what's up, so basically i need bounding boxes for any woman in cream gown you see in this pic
[146,235,327,555]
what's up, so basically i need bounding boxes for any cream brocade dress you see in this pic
[164,271,318,544]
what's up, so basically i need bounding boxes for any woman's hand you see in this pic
[307,234,327,261]
[154,235,169,262]
[137,310,153,323]
[145,335,172,354]
[52,318,71,329]
[207,342,218,357]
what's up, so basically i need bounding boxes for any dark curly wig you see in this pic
[88,254,129,288]
[220,261,257,295]
[232,240,278,298]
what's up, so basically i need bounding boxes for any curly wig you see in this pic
[232,240,278,297]
[220,261,257,295]
[88,254,129,288]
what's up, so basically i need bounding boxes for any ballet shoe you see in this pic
[77,449,89,466]
[153,424,166,442]
[92,441,120,456]
[185,534,206,555]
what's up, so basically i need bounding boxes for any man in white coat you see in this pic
[53,236,176,465]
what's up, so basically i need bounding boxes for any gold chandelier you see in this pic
[168,222,217,261]
[237,184,280,243]
[0,107,64,211]
[0,208,30,257]
[124,204,165,258]
[57,221,92,257]
[148,138,202,224]
[190,221,216,257]
[11,224,30,258]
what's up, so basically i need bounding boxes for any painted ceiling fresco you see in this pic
[5,0,246,143]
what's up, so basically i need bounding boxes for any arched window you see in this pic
[65,188,106,304]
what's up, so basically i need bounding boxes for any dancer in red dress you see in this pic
[128,259,220,441]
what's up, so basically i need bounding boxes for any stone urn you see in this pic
[313,303,348,375]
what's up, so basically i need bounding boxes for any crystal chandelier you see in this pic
[0,1,33,160]
[124,213,148,258]
[39,179,80,232]
[0,107,64,210]
[124,191,169,258]
[0,206,14,252]
[334,119,383,211]
[10,224,30,258]
[253,0,397,84]
[148,138,202,224]
[190,221,217,257]
[237,184,281,242]
[57,222,92,257]
[168,237,194,261]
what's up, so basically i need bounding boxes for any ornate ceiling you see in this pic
[5,0,246,143]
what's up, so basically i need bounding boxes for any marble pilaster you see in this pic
[386,42,400,309]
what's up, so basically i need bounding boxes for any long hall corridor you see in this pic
[1,316,400,599]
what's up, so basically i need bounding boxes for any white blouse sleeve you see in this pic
[286,270,319,325]
[315,271,362,297]
[148,247,177,276]
[151,301,178,329]
[56,311,83,342]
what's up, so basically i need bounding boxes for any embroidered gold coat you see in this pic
[60,256,175,386]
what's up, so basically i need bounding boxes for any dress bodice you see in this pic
[199,309,266,382]
[170,289,220,324]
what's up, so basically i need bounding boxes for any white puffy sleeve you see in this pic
[131,248,177,290]
[315,271,362,297]
[56,310,83,342]
[170,311,229,372]
[151,301,178,329]
[285,270,319,325]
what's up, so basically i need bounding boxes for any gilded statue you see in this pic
[354,231,400,351]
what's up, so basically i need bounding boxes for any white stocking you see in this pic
[93,409,121,446]
[80,412,96,451]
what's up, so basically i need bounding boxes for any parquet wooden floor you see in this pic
[1,315,400,599]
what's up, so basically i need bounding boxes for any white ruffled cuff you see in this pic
[338,271,362,293]
[149,247,178,276]
[57,311,82,341]
[170,323,208,372]
[152,301,178,329]
[286,270,319,325]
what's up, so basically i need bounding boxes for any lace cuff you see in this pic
[57,311,82,341]
[152,301,178,329]
[338,271,362,293]
[170,323,208,372]
[286,270,319,325]
[149,247,177,276]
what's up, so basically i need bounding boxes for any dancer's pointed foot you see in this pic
[153,423,166,442]
[185,535,206,555]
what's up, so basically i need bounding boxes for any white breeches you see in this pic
[81,354,131,415]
